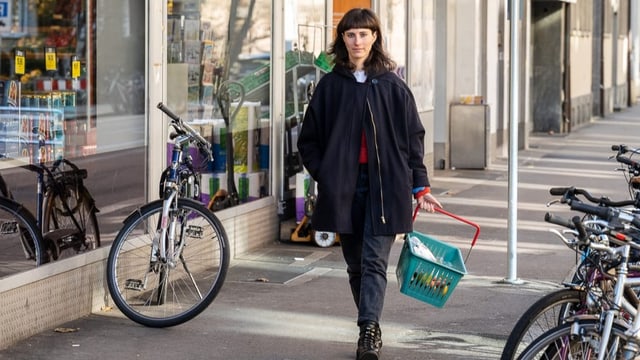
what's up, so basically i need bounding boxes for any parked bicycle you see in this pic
[0,175,45,277]
[501,145,640,359]
[106,102,230,327]
[516,201,640,359]
[0,129,100,278]
[501,186,640,359]
[611,144,640,200]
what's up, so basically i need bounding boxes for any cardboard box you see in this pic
[459,95,483,105]
[212,119,227,172]
[259,118,270,170]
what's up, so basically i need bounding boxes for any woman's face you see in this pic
[342,28,377,67]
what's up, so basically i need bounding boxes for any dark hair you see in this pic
[328,8,396,74]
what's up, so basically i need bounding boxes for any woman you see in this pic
[297,8,441,360]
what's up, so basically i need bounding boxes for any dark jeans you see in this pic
[340,165,395,326]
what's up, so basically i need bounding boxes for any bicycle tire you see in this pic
[43,184,100,260]
[106,198,230,327]
[0,197,46,277]
[501,288,589,360]
[517,318,630,360]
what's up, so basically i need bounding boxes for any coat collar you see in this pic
[332,64,387,81]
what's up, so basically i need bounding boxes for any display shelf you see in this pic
[0,106,65,163]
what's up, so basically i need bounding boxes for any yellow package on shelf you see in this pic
[231,101,261,174]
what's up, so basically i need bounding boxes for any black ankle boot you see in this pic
[356,321,382,360]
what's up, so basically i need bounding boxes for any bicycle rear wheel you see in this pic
[43,184,100,260]
[501,289,589,360]
[0,197,46,278]
[106,198,229,327]
[518,319,630,360]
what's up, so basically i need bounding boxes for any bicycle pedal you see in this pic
[0,221,18,234]
[186,225,203,238]
[125,279,144,291]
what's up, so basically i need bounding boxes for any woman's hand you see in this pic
[417,192,442,213]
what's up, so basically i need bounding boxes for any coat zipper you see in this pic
[366,99,386,224]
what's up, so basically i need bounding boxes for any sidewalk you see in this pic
[1,107,639,360]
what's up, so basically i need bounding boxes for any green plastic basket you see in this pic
[396,232,467,308]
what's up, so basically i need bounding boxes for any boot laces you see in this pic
[360,323,381,349]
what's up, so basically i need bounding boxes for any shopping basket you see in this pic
[396,206,480,308]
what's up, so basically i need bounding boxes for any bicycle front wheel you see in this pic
[518,319,631,360]
[501,289,589,360]
[0,197,46,278]
[44,185,100,260]
[106,198,230,327]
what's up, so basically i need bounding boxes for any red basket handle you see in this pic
[412,206,481,262]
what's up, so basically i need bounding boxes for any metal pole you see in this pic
[612,2,619,110]
[505,0,523,284]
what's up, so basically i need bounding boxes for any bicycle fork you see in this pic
[157,191,179,268]
[125,192,180,293]
[127,193,203,299]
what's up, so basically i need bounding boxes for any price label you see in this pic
[45,47,57,71]
[71,56,80,78]
[15,50,25,75]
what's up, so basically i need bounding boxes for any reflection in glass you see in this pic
[408,1,434,111]
[166,0,272,211]
[0,0,147,277]
[281,1,327,224]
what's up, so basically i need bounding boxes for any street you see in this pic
[0,107,638,359]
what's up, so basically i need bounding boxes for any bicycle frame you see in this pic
[157,132,192,267]
[35,141,87,235]
[550,220,640,360]
[554,228,640,359]
[592,240,633,360]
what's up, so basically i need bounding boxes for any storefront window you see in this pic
[166,0,272,210]
[0,0,146,277]
[380,0,407,80]
[408,1,434,111]
[282,1,327,222]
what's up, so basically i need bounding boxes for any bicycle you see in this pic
[0,122,100,277]
[106,102,230,327]
[501,186,640,359]
[611,144,640,200]
[0,175,46,277]
[35,157,100,260]
[516,194,640,359]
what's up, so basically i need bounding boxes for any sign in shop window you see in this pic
[0,1,10,32]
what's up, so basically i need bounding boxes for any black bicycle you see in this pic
[0,133,100,277]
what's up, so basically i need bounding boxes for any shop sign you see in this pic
[0,1,10,32]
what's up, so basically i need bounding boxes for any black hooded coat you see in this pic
[297,65,431,236]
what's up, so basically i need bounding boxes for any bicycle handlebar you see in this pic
[568,200,613,219]
[612,144,640,155]
[548,186,640,230]
[611,144,640,174]
[549,186,637,207]
[157,102,213,160]
[571,216,589,243]
[616,154,640,169]
[157,102,180,122]
[544,212,575,229]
